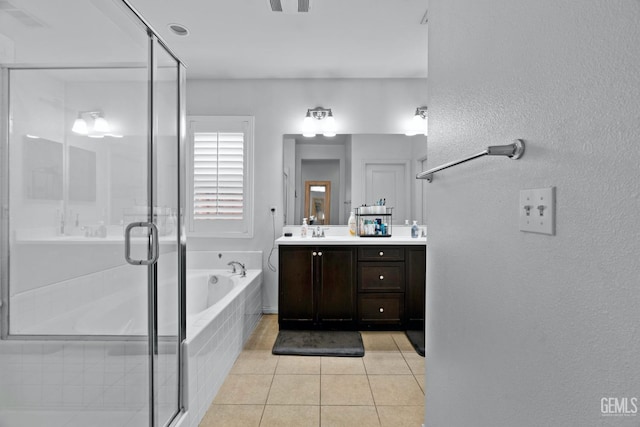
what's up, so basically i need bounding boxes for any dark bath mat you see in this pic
[406,330,425,357]
[272,330,364,357]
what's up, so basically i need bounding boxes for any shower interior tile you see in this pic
[82,385,104,405]
[103,384,126,406]
[41,385,63,405]
[21,368,43,385]
[124,384,148,407]
[42,369,64,385]
[62,385,83,405]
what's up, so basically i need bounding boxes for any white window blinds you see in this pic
[193,132,244,220]
[187,116,254,238]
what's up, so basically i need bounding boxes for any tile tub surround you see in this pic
[197,315,425,427]
[176,250,263,427]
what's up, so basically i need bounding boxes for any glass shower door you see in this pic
[0,1,185,426]
[152,38,183,426]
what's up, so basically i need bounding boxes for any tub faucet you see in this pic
[227,261,246,277]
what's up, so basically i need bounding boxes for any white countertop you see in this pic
[276,235,426,245]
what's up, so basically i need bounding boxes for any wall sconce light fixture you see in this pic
[405,106,428,136]
[72,111,122,138]
[302,107,336,138]
[270,0,310,13]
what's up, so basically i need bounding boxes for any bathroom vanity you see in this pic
[277,236,426,331]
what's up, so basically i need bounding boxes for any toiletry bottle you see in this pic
[301,218,308,238]
[348,211,356,236]
[411,220,419,238]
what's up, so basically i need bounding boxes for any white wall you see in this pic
[186,78,428,312]
[426,1,640,426]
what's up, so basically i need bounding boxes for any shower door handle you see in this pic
[124,222,160,266]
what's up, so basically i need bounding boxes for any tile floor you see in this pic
[199,315,425,427]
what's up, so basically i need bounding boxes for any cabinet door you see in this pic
[279,246,314,327]
[317,246,356,328]
[405,246,426,330]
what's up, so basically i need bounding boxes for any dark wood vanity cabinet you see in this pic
[278,244,425,331]
[278,245,356,329]
[405,246,426,330]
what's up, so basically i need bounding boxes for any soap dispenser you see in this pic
[348,211,356,236]
[301,218,308,238]
[411,220,419,238]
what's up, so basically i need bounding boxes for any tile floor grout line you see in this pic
[258,328,277,427]
[362,344,384,427]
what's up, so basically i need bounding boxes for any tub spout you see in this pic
[227,261,246,277]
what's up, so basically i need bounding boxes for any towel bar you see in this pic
[416,139,525,182]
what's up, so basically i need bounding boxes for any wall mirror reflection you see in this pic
[23,137,63,200]
[69,146,97,202]
[283,134,428,226]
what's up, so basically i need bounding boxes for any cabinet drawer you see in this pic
[358,246,404,261]
[358,293,404,325]
[358,263,405,292]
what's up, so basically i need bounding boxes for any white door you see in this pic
[364,162,410,225]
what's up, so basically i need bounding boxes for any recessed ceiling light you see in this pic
[168,23,189,36]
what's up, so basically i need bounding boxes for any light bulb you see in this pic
[93,116,110,133]
[406,109,425,136]
[323,112,336,137]
[302,111,315,137]
[72,116,88,135]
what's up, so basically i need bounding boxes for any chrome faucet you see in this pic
[311,226,326,238]
[227,261,246,277]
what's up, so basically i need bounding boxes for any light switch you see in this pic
[519,187,555,235]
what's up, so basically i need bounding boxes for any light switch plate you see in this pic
[519,187,555,235]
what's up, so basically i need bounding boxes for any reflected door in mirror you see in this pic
[304,180,331,225]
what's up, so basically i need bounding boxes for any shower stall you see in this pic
[0,1,186,426]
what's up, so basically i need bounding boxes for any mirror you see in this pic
[23,137,63,200]
[23,137,98,203]
[283,134,427,225]
[305,181,331,225]
[69,146,97,202]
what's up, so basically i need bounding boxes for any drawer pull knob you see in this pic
[318,251,323,256]
[379,275,384,280]
[312,251,317,256]
[379,307,384,313]
[379,251,384,256]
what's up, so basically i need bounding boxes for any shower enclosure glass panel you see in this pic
[0,1,185,426]
[153,39,181,425]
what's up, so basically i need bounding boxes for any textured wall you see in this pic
[426,1,640,426]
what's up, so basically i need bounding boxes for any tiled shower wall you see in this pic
[0,252,178,412]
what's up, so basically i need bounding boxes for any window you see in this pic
[187,116,254,237]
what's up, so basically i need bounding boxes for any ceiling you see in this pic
[127,0,429,79]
